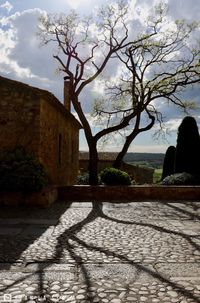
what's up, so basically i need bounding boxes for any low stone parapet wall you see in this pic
[58,185,200,202]
[1,185,199,208]
[0,186,58,208]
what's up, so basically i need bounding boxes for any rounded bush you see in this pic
[161,172,200,185]
[100,167,131,185]
[0,146,49,192]
[76,172,90,185]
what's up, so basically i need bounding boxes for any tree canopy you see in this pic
[38,1,200,184]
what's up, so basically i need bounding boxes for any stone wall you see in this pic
[0,77,40,157]
[121,162,154,184]
[0,186,58,208]
[79,159,154,184]
[39,97,79,185]
[58,185,200,202]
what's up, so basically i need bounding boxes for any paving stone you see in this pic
[51,285,60,291]
[140,297,148,301]
[76,294,85,299]
[167,290,179,297]
[25,286,37,292]
[110,299,121,303]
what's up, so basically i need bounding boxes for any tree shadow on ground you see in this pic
[1,201,200,303]
[0,202,72,288]
[166,202,200,220]
[100,203,200,251]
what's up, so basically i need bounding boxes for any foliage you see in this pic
[100,167,131,185]
[161,172,200,185]
[161,146,176,180]
[153,168,163,184]
[0,146,49,192]
[175,116,200,175]
[76,172,102,185]
[76,172,90,185]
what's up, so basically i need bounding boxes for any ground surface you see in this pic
[0,200,199,303]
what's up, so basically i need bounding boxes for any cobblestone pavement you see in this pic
[0,201,199,302]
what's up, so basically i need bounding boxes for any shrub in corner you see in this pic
[100,167,131,185]
[0,146,49,192]
[161,172,200,185]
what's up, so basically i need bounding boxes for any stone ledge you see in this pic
[58,185,200,202]
[0,186,58,208]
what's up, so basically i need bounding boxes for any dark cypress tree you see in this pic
[161,145,176,180]
[175,116,200,175]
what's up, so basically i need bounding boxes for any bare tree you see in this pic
[93,5,200,168]
[38,1,200,184]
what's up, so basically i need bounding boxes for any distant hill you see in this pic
[80,151,164,169]
[124,152,164,168]
[124,152,164,162]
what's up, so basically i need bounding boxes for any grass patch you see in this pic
[153,168,162,183]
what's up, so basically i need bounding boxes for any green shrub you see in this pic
[76,172,90,185]
[0,146,49,192]
[161,172,200,185]
[76,172,102,185]
[100,167,131,185]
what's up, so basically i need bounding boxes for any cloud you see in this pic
[97,131,170,153]
[164,118,182,132]
[66,0,92,10]
[168,0,200,21]
[0,8,63,98]
[127,144,168,153]
[0,1,13,13]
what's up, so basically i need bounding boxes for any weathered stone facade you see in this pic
[0,76,81,186]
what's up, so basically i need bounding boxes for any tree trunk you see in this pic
[88,143,99,185]
[71,95,99,185]
[113,139,131,169]
[113,113,155,169]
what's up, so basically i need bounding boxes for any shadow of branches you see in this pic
[1,201,200,303]
[166,202,200,220]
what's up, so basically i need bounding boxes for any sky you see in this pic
[0,0,200,153]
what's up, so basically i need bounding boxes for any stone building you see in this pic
[0,76,82,186]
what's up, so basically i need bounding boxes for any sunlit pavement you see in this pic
[0,201,199,302]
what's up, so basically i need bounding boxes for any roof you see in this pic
[79,151,119,161]
[0,75,82,129]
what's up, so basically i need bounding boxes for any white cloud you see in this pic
[127,144,168,153]
[66,0,93,9]
[0,8,61,96]
[168,0,200,21]
[164,118,182,132]
[98,137,169,153]
[0,1,13,13]
[0,22,42,79]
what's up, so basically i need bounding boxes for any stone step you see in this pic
[0,263,199,283]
